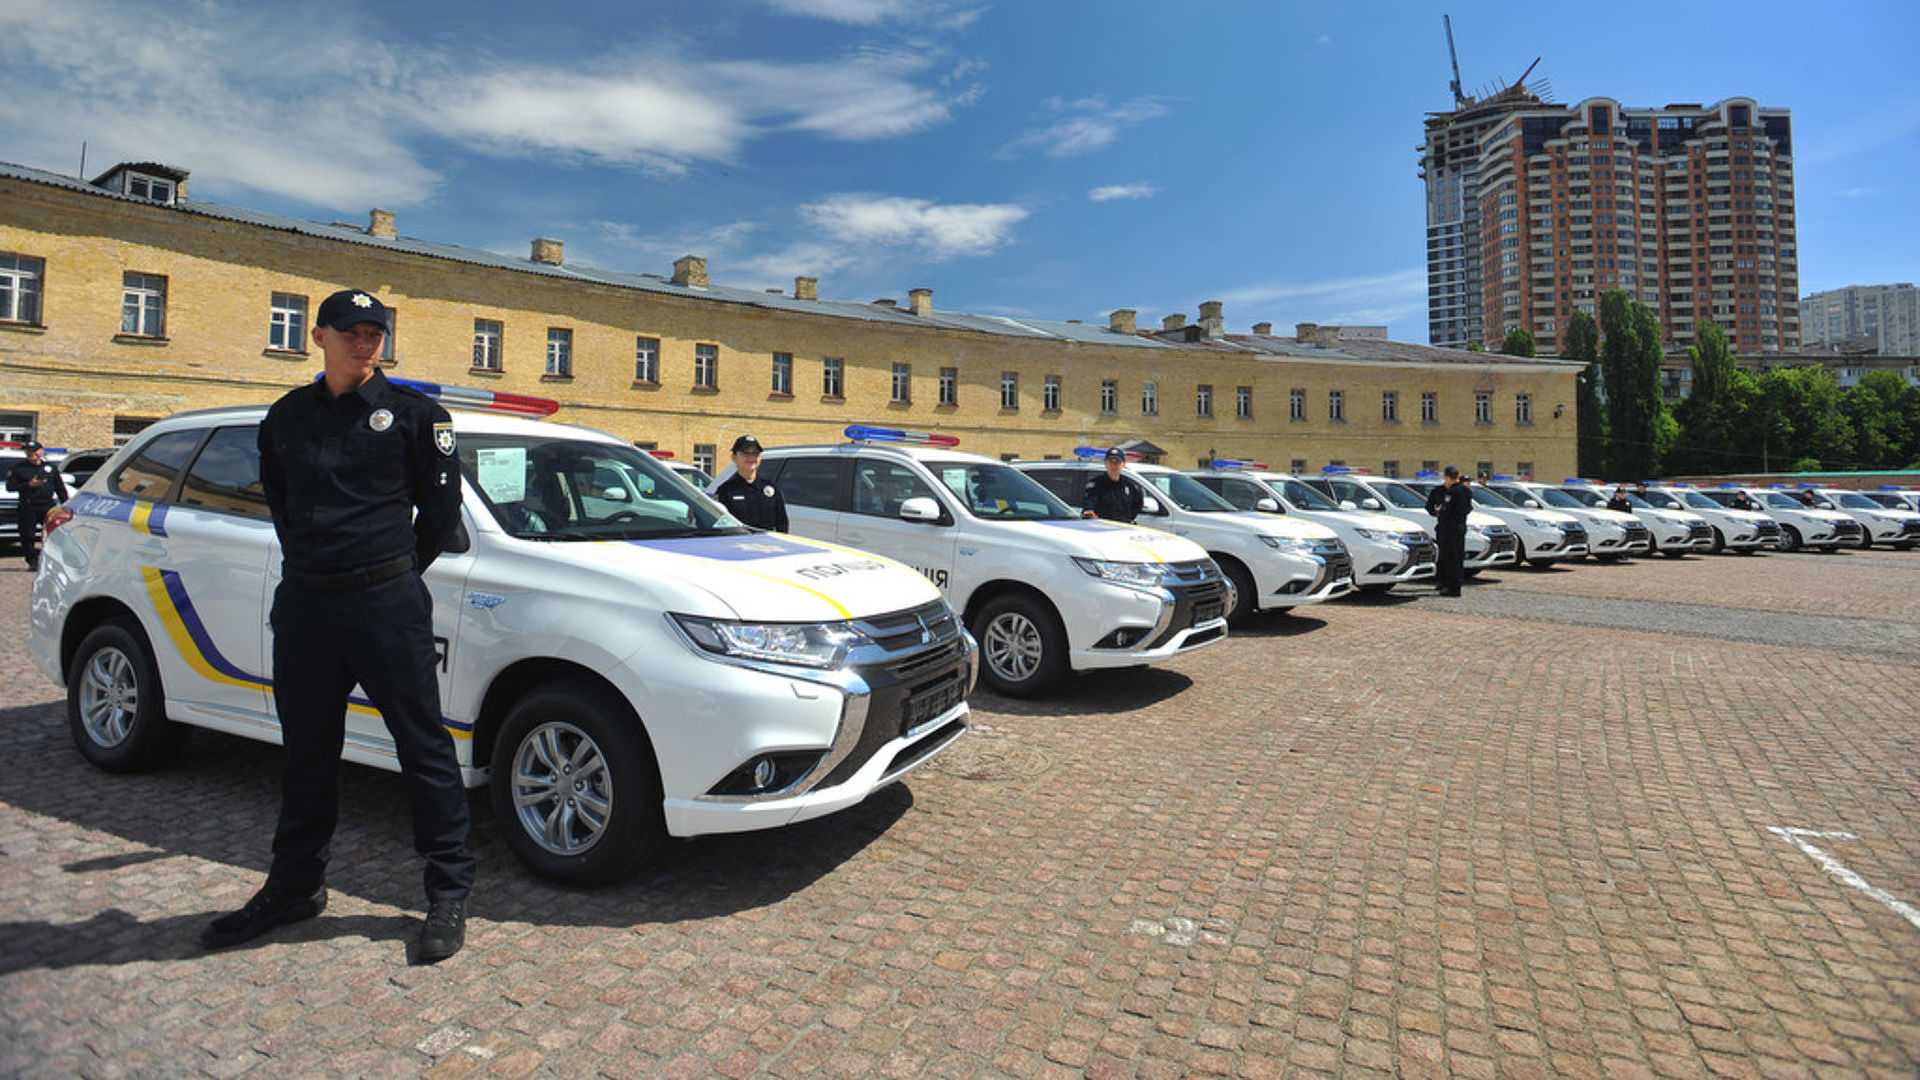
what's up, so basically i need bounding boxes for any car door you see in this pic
[764,455,847,544]
[837,458,958,593]
[131,425,275,726]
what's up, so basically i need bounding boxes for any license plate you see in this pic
[1193,601,1225,624]
[904,678,963,731]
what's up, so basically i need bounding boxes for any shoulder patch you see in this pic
[433,422,455,456]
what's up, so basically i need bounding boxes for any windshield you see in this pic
[1835,493,1879,510]
[461,434,743,541]
[927,460,1078,520]
[1559,487,1603,507]
[1467,485,1516,509]
[1863,493,1910,509]
[1528,487,1586,509]
[1801,492,1836,509]
[1759,492,1801,510]
[1274,478,1339,511]
[1144,471,1239,512]
[1371,481,1430,509]
[1681,492,1722,510]
[1639,490,1684,509]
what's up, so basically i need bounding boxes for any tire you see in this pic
[1778,525,1801,553]
[972,593,1068,698]
[1854,529,1872,550]
[67,617,187,772]
[489,678,664,886]
[1217,557,1257,626]
[1463,568,1482,579]
[1710,527,1726,554]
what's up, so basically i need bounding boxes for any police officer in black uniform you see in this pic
[6,442,69,570]
[1607,486,1633,513]
[713,434,788,531]
[1425,465,1473,596]
[201,289,474,962]
[1082,447,1143,523]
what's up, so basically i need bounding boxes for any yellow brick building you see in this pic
[1,159,1579,480]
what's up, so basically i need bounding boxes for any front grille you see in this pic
[1754,520,1780,537]
[1489,534,1518,556]
[1623,523,1650,542]
[1321,553,1354,584]
[1687,523,1713,542]
[1404,540,1437,567]
[1149,560,1227,646]
[1173,580,1228,626]
[858,600,960,654]
[1900,520,1920,537]
[1834,520,1863,536]
[1561,525,1589,545]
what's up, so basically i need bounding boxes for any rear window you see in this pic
[776,456,844,510]
[179,426,268,519]
[1018,468,1084,505]
[110,428,204,500]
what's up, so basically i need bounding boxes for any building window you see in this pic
[1043,374,1061,412]
[1422,460,1440,476]
[1517,460,1534,479]
[1289,388,1305,421]
[0,253,45,324]
[1235,386,1252,420]
[1328,390,1345,422]
[1383,460,1400,478]
[380,309,397,364]
[1141,381,1158,416]
[1476,460,1494,480]
[1290,458,1307,474]
[771,352,793,395]
[545,328,572,377]
[939,367,958,406]
[112,416,156,448]
[892,362,912,404]
[1100,380,1117,415]
[1422,392,1438,423]
[823,357,844,398]
[1516,393,1533,425]
[694,343,718,389]
[1195,384,1212,418]
[1001,371,1019,410]
[268,292,306,352]
[1381,391,1399,422]
[693,444,716,477]
[635,337,660,383]
[1474,391,1492,424]
[121,272,166,337]
[473,319,503,371]
[124,172,174,204]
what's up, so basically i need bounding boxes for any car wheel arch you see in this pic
[472,656,657,774]
[61,596,153,686]
[962,579,1065,637]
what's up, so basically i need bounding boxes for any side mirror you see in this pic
[603,487,629,502]
[1524,499,1540,508]
[1361,498,1382,511]
[1254,497,1280,513]
[1338,500,1357,511]
[898,496,942,522]
[1140,495,1164,515]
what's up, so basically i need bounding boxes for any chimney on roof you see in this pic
[908,287,933,316]
[1295,322,1319,342]
[1313,325,1343,346]
[1109,309,1137,334]
[1252,321,1272,336]
[671,254,708,288]
[1162,313,1187,331]
[872,298,897,308]
[794,276,818,301]
[531,237,564,265]
[1198,300,1224,338]
[368,209,396,240]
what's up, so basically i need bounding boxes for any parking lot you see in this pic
[2,549,1916,1079]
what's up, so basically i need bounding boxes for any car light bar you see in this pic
[845,424,960,446]
[311,373,560,416]
[648,449,676,459]
[1562,477,1592,484]
[1414,469,1441,480]
[0,442,67,453]
[1320,464,1357,475]
[1077,446,1146,461]
[1205,456,1268,470]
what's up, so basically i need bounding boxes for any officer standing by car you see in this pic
[201,289,474,963]
[1082,448,1143,522]
[1607,485,1634,513]
[712,434,788,531]
[6,442,69,570]
[1425,465,1473,596]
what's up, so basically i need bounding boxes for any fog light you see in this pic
[752,758,777,789]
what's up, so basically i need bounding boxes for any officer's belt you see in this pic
[281,554,415,592]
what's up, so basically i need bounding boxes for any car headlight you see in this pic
[1523,517,1555,529]
[672,614,869,669]
[1259,535,1316,553]
[1072,557,1175,589]
[1351,528,1402,542]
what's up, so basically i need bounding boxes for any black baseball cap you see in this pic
[1104,447,1125,462]
[316,289,391,332]
[731,435,764,454]
[24,441,44,453]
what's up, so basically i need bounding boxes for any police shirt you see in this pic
[258,369,463,576]
[1425,482,1473,528]
[1082,473,1144,523]
[6,459,68,507]
[714,472,789,532]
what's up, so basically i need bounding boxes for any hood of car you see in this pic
[986,517,1213,565]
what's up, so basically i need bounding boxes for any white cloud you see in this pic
[1215,268,1428,328]
[1836,186,1875,199]
[999,95,1170,159]
[800,194,1028,258]
[1088,182,1159,202]
[764,0,988,29]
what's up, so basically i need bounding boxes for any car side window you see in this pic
[110,429,205,500]
[778,457,844,510]
[1022,469,1080,504]
[1216,478,1267,511]
[850,460,940,519]
[179,426,270,520]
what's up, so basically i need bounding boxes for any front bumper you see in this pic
[1523,526,1588,561]
[1262,546,1355,609]
[1072,561,1229,669]
[1353,538,1436,584]
[1464,530,1518,568]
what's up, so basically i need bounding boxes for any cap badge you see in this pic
[368,408,394,432]
[352,293,374,308]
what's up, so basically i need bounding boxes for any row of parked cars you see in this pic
[19,385,1920,882]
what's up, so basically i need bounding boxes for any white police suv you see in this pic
[648,452,715,493]
[1484,478,1649,560]
[1554,483,1709,557]
[1181,465,1433,594]
[1019,452,1353,620]
[1640,484,1779,553]
[1302,469,1517,575]
[29,382,976,885]
[1803,487,1920,550]
[726,428,1227,699]
[1403,475,1589,568]
[1705,486,1858,552]
[1860,486,1920,516]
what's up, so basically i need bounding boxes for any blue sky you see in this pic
[3,0,1916,342]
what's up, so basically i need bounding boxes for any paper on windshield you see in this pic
[476,447,527,503]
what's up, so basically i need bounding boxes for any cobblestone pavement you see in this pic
[2,551,1917,1079]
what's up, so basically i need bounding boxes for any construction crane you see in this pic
[1444,14,1467,107]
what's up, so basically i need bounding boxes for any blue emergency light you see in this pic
[1489,473,1517,482]
[313,373,560,416]
[845,424,960,446]
[1206,456,1268,470]
[1414,469,1441,480]
[1076,446,1143,461]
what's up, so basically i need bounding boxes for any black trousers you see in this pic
[1435,523,1467,592]
[267,572,474,901]
[16,504,51,565]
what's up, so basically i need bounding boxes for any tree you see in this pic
[1465,340,1485,353]
[1598,290,1667,480]
[1671,321,1739,474]
[1841,370,1917,469]
[1754,366,1853,471]
[1565,310,1606,478]
[1500,327,1536,358]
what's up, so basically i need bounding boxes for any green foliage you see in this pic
[1465,340,1484,352]
[1669,321,1739,474]
[1566,310,1606,477]
[1598,290,1667,480]
[1499,327,1536,358]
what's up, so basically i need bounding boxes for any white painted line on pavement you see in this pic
[1767,826,1920,932]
